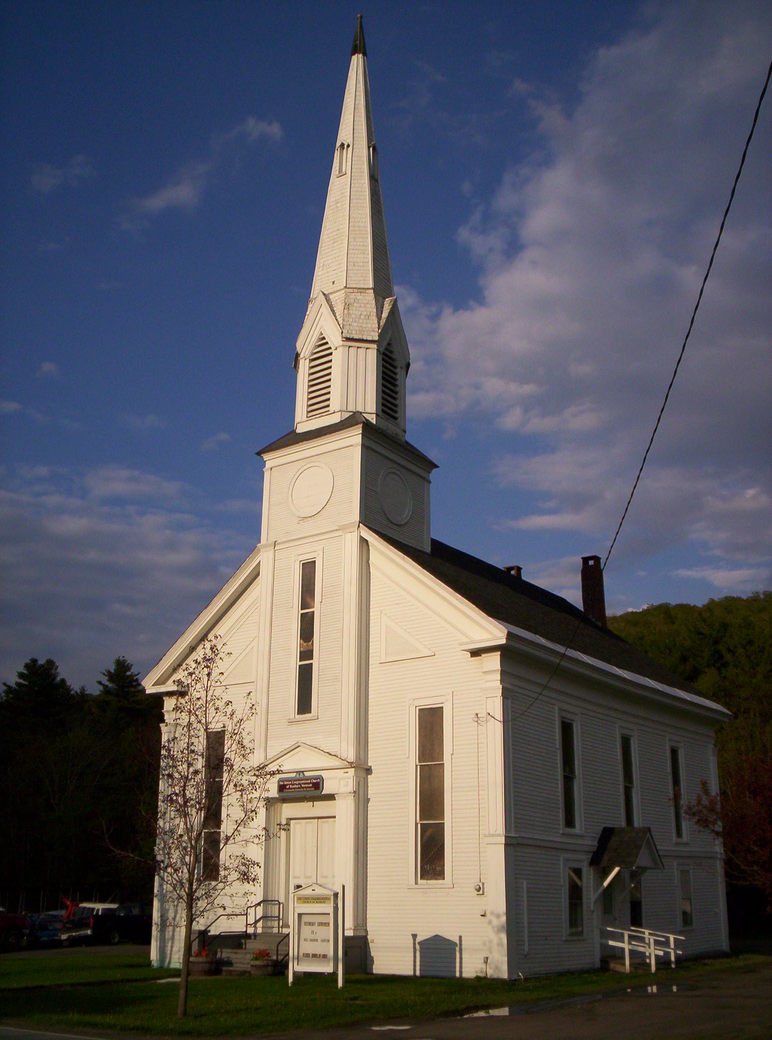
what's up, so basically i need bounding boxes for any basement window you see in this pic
[306,338,332,418]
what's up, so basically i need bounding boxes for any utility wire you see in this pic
[603,57,772,570]
[510,57,771,724]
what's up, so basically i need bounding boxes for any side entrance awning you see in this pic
[589,826,664,905]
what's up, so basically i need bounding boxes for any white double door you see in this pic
[288,816,336,896]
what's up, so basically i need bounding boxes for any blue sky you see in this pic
[1,1,770,689]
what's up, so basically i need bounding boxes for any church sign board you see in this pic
[288,883,344,988]
[277,774,324,797]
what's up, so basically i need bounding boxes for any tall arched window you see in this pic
[306,338,333,417]
[380,344,399,422]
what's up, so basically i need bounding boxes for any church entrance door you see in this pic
[288,816,336,899]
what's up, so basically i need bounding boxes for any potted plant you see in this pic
[250,948,275,976]
[188,945,218,976]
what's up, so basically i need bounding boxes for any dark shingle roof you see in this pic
[384,536,696,694]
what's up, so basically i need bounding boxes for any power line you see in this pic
[511,56,771,723]
[603,57,772,571]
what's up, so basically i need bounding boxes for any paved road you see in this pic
[259,961,772,1040]
[1,962,770,1040]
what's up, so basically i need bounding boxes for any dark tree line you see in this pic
[0,657,161,913]
[610,591,771,924]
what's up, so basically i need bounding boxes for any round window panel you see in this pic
[379,469,413,525]
[289,464,334,518]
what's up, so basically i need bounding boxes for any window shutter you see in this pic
[307,339,333,417]
[381,345,399,422]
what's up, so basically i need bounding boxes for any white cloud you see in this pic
[31,155,96,194]
[0,400,23,415]
[123,413,166,432]
[36,361,60,379]
[674,565,769,595]
[122,115,283,229]
[0,466,254,689]
[201,432,231,452]
[83,465,185,502]
[404,1,772,588]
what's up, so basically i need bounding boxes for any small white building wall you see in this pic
[364,545,505,979]
[501,650,728,976]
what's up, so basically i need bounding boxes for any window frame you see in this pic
[678,865,694,929]
[619,729,639,827]
[408,695,453,887]
[291,553,322,720]
[201,727,225,881]
[668,741,687,842]
[558,711,582,833]
[563,860,585,939]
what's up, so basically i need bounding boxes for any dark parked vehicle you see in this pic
[0,908,31,951]
[59,903,151,945]
[28,909,66,947]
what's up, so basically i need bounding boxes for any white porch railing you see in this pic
[602,926,684,974]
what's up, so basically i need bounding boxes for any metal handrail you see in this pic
[246,898,283,935]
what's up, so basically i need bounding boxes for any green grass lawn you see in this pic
[0,950,769,1036]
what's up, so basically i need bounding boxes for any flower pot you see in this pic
[189,958,218,976]
[250,961,275,976]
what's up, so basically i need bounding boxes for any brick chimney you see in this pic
[581,555,607,628]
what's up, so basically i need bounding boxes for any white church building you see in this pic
[145,18,730,978]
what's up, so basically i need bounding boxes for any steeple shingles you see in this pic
[310,16,393,307]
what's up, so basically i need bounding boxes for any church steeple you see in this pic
[294,16,409,438]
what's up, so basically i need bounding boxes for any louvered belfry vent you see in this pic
[307,339,333,417]
[381,345,399,422]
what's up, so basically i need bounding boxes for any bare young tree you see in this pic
[154,636,269,1017]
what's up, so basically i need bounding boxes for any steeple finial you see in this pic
[351,13,367,57]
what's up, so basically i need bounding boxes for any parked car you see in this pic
[0,908,31,951]
[58,902,151,945]
[94,904,153,945]
[27,909,66,947]
[58,903,119,945]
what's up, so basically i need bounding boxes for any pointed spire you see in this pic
[351,13,367,56]
[309,14,393,303]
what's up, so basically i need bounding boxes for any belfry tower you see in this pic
[259,15,435,554]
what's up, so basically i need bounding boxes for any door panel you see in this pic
[288,817,336,896]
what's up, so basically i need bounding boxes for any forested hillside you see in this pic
[610,591,771,914]
[0,658,161,913]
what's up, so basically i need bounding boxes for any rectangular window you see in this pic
[621,733,636,826]
[567,865,584,936]
[670,744,684,839]
[679,868,693,928]
[296,559,316,716]
[417,705,445,881]
[202,728,225,881]
[560,717,578,830]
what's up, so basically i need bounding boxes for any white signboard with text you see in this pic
[288,883,344,988]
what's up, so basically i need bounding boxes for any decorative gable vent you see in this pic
[380,344,399,422]
[306,338,333,417]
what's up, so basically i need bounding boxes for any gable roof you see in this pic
[382,535,716,699]
[590,826,664,871]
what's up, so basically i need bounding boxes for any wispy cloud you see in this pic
[121,116,283,230]
[36,361,60,379]
[0,465,254,688]
[405,2,772,596]
[201,432,231,452]
[123,413,166,432]
[31,155,96,194]
[0,400,23,415]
